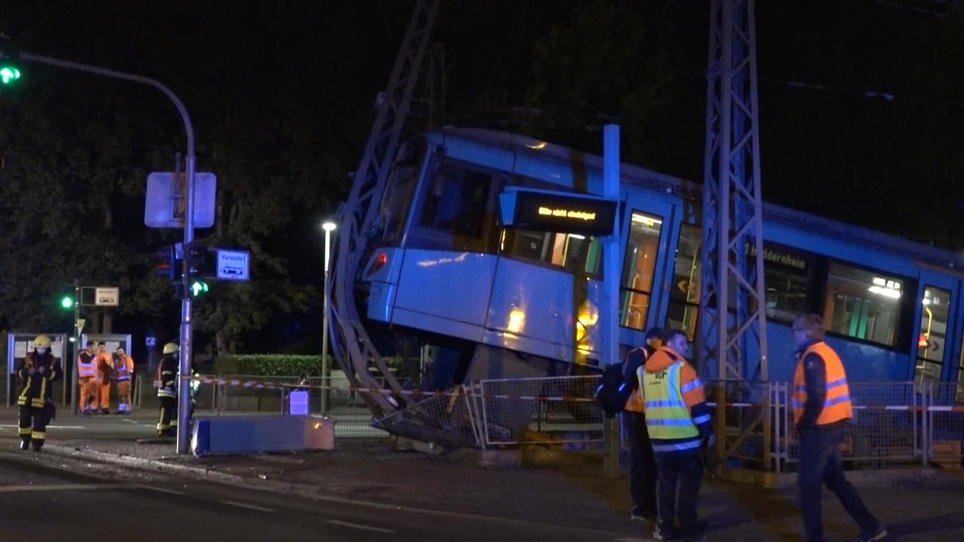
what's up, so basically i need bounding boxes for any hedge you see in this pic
[213,354,325,377]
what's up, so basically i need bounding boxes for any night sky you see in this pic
[1,1,961,354]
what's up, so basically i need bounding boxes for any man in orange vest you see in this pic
[792,314,886,542]
[622,327,662,523]
[76,340,99,414]
[113,346,135,414]
[95,341,114,414]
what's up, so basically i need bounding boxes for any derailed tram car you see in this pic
[361,127,964,399]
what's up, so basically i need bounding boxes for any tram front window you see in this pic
[824,262,905,347]
[620,212,662,330]
[504,230,602,274]
[957,330,964,403]
[916,286,950,388]
[410,158,502,251]
[666,224,701,340]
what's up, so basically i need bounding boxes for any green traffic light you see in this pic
[60,296,74,309]
[190,280,209,296]
[0,65,20,85]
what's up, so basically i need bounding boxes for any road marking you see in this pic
[221,500,276,513]
[138,485,186,496]
[0,424,87,430]
[325,519,395,533]
[0,483,130,493]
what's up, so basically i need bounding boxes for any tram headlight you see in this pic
[507,309,526,333]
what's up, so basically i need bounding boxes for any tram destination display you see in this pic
[499,188,617,236]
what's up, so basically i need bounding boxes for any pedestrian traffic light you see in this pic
[154,244,183,282]
[190,280,209,297]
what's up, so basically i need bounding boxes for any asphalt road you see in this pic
[0,451,623,542]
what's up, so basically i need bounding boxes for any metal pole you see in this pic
[321,222,336,414]
[71,278,80,412]
[602,124,621,479]
[21,52,198,454]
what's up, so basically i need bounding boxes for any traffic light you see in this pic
[60,295,74,309]
[185,242,217,278]
[190,280,209,297]
[154,244,183,282]
[0,34,20,86]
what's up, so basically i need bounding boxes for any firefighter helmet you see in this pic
[162,342,179,354]
[33,335,51,348]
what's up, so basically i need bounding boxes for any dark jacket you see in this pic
[18,351,64,408]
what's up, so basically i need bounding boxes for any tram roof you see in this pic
[432,126,964,273]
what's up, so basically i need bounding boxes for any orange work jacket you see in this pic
[792,341,853,426]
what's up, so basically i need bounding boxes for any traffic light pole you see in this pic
[71,278,80,413]
[21,52,198,454]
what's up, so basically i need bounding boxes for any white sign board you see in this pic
[217,249,250,281]
[144,171,217,228]
[95,287,119,307]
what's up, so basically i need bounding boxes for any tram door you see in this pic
[618,194,679,338]
[913,269,962,401]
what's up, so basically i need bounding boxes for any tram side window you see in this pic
[666,224,702,341]
[956,331,964,403]
[414,160,497,251]
[758,244,810,324]
[620,212,663,330]
[823,262,905,347]
[916,286,950,388]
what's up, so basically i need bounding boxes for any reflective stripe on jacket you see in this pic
[77,349,97,378]
[642,360,699,442]
[114,355,134,381]
[792,341,853,426]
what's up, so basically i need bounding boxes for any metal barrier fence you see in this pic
[474,375,602,447]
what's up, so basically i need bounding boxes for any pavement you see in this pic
[2,405,964,541]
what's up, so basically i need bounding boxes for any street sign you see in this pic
[77,318,86,333]
[217,249,250,281]
[145,335,156,347]
[94,287,119,306]
[144,171,217,228]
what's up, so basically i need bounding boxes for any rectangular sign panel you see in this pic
[217,249,250,281]
[94,287,119,306]
[144,171,217,228]
[499,188,617,236]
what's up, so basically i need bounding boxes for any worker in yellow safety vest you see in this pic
[113,346,135,414]
[638,329,713,541]
[76,340,99,414]
[791,313,886,542]
[622,327,662,523]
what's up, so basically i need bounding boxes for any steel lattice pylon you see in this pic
[699,0,769,382]
[329,0,440,417]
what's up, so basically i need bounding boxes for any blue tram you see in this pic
[361,127,964,397]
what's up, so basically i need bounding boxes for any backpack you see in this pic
[594,362,631,418]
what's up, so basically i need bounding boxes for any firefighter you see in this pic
[113,346,135,414]
[156,342,178,437]
[76,340,99,414]
[18,335,64,451]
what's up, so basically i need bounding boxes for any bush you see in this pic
[213,354,324,377]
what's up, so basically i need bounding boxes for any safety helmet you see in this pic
[162,342,179,354]
[34,335,51,348]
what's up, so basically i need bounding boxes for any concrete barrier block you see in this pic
[191,415,336,457]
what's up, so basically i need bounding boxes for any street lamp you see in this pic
[321,220,337,414]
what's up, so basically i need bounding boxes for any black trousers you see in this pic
[624,411,657,518]
[656,451,703,537]
[157,396,177,435]
[19,404,52,447]
[798,425,880,542]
